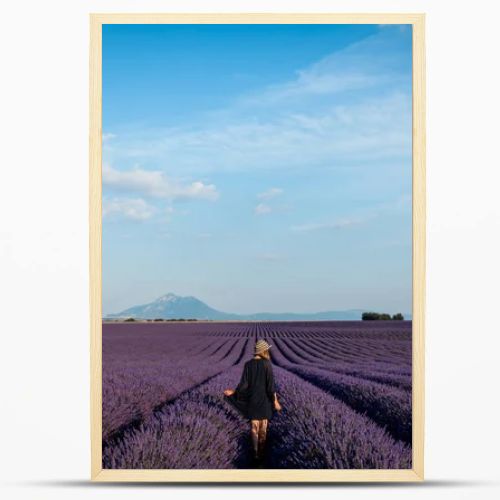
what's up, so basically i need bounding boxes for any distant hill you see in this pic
[105,293,411,321]
[106,293,238,321]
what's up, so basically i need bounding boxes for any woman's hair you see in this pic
[256,350,271,360]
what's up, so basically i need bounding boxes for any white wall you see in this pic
[1,1,499,499]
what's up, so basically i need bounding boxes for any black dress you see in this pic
[226,358,276,420]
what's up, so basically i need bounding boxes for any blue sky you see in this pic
[102,24,412,316]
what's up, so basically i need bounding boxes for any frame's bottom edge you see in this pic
[91,468,424,483]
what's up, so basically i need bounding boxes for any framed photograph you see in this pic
[90,13,425,482]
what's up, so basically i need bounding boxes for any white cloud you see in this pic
[103,28,411,177]
[102,132,117,142]
[103,197,156,221]
[243,70,380,107]
[289,195,407,233]
[105,92,410,176]
[257,187,283,200]
[238,27,408,107]
[255,203,272,215]
[255,188,286,216]
[104,29,412,186]
[103,164,219,201]
[291,216,369,233]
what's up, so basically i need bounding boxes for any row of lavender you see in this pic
[102,323,252,440]
[102,320,412,468]
[260,323,412,445]
[103,366,411,469]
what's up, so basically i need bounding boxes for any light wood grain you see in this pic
[89,14,102,480]
[89,12,424,24]
[94,468,422,482]
[89,12,425,482]
[411,15,426,481]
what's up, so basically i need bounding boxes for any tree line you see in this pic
[123,317,199,322]
[362,312,405,321]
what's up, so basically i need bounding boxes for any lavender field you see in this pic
[102,321,412,469]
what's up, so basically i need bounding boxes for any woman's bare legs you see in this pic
[250,419,268,460]
[257,419,268,458]
[250,420,260,458]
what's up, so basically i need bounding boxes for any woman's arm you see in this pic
[223,363,249,396]
[265,362,281,410]
[273,392,282,412]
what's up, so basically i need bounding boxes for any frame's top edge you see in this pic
[89,12,425,24]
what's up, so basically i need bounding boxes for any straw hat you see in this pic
[254,339,272,355]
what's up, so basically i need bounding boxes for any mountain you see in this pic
[105,293,411,321]
[106,293,238,320]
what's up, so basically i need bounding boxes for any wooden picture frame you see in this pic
[89,13,425,482]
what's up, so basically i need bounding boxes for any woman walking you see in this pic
[224,339,282,463]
